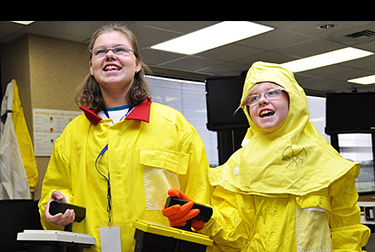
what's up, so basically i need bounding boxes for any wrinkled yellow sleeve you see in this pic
[201,185,251,252]
[178,128,212,205]
[38,137,74,231]
[329,169,370,251]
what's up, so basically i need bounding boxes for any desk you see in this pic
[17,230,95,252]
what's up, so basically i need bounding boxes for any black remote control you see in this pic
[165,197,213,222]
[49,201,86,223]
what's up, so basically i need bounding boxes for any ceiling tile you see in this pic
[141,48,187,66]
[364,65,375,72]
[326,69,374,81]
[236,29,313,51]
[296,64,353,77]
[355,40,375,52]
[157,56,223,72]
[253,21,299,29]
[197,62,248,76]
[299,77,351,93]
[235,51,298,66]
[274,38,345,58]
[127,23,182,49]
[338,54,375,69]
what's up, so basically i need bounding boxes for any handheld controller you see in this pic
[49,201,86,223]
[165,197,213,222]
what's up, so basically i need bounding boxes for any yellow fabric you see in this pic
[11,80,38,193]
[201,62,370,251]
[38,102,211,252]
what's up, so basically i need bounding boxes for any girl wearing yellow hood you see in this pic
[164,61,370,251]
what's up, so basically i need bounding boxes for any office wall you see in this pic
[1,36,32,127]
[28,35,89,110]
[1,34,89,199]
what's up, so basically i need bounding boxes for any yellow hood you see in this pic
[214,62,359,196]
[240,61,309,138]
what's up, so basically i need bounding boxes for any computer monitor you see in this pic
[325,92,375,134]
[205,75,249,131]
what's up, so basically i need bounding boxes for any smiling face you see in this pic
[89,31,141,92]
[246,82,290,134]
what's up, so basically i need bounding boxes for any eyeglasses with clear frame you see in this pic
[90,46,134,58]
[245,88,286,107]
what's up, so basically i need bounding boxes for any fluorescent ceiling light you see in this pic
[280,47,374,73]
[151,21,274,55]
[347,74,375,85]
[10,21,35,25]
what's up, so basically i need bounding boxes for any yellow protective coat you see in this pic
[38,99,211,252]
[12,80,38,195]
[201,62,370,251]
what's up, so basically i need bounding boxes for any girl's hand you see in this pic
[44,190,75,226]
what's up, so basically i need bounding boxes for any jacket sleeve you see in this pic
[177,126,212,205]
[198,147,251,251]
[38,136,74,230]
[329,167,371,251]
[200,185,251,251]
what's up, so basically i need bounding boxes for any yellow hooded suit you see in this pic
[201,62,370,251]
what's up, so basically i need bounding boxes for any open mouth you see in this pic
[103,65,122,71]
[259,109,275,118]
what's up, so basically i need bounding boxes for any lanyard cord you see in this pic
[94,106,133,227]
[95,144,112,227]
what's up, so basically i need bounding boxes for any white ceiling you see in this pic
[1,21,375,95]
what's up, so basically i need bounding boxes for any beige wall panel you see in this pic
[29,34,89,111]
[29,35,90,199]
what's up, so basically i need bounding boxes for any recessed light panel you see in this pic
[281,47,374,73]
[10,21,35,25]
[347,74,375,85]
[151,21,274,55]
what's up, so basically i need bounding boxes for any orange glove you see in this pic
[162,189,205,231]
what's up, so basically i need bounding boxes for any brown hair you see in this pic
[75,24,151,110]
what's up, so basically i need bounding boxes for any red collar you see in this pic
[79,98,151,125]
